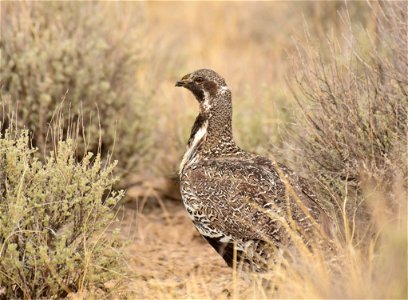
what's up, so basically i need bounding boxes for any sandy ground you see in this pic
[117,196,252,299]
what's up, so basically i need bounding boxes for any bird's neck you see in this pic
[180,93,239,174]
[195,94,238,156]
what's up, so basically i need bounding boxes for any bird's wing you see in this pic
[181,155,331,268]
[182,155,330,240]
[181,156,289,242]
[274,162,332,236]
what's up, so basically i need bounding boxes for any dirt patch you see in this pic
[117,199,251,298]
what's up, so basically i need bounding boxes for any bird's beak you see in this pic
[175,74,191,87]
[175,80,186,87]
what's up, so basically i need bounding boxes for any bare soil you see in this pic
[117,196,251,299]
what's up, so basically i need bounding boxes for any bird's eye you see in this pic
[195,77,205,83]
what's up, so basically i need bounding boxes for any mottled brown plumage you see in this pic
[176,69,331,272]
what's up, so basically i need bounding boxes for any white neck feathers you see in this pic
[179,120,208,174]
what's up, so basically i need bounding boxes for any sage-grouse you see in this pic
[175,69,331,272]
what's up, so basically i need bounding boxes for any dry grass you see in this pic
[1,1,406,299]
[286,1,407,242]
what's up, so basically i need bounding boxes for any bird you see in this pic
[175,69,331,272]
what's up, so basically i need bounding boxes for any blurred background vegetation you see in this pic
[0,1,406,298]
[1,2,150,182]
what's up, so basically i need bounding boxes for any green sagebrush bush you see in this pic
[0,129,125,299]
[286,2,407,238]
[0,2,149,181]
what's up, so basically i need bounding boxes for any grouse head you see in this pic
[175,69,231,112]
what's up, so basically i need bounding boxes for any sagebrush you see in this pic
[0,128,125,299]
[286,1,407,241]
[0,2,150,181]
